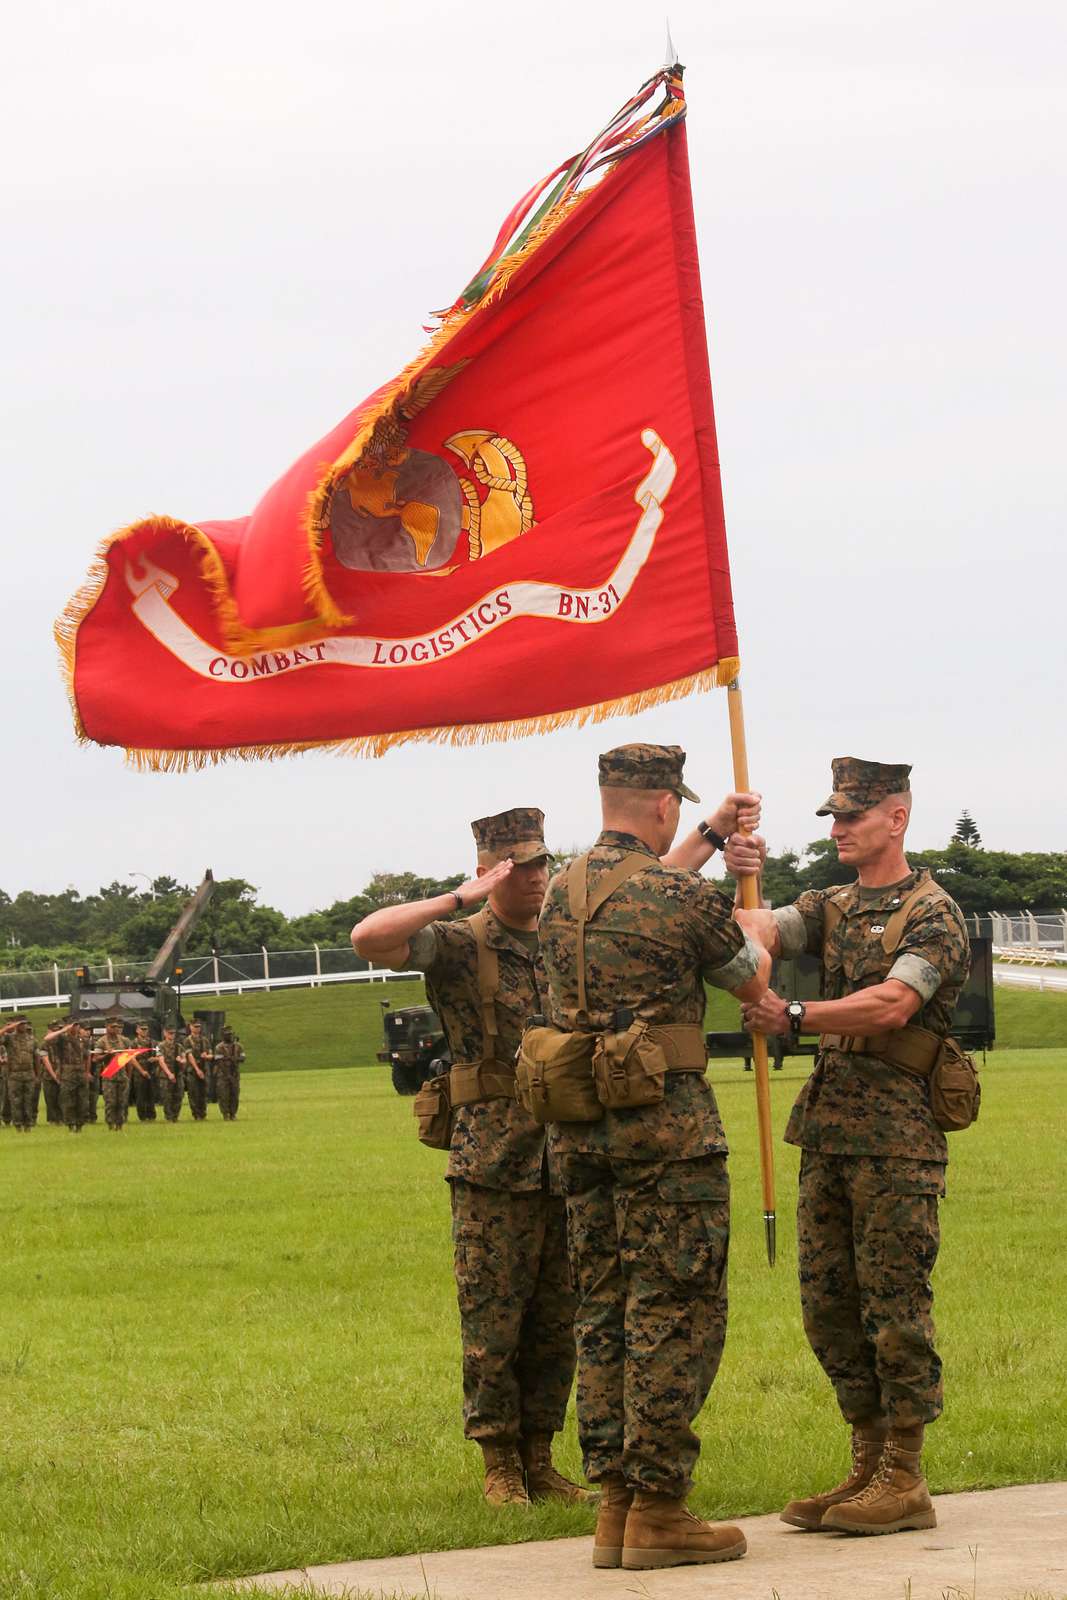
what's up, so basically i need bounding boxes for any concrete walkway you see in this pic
[234,1481,1066,1599]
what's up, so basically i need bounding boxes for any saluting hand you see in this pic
[453,858,513,908]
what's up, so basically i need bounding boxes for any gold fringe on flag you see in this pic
[114,658,740,773]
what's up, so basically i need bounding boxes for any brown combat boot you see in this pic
[520,1433,595,1505]
[780,1421,888,1530]
[479,1441,529,1507]
[822,1428,936,1535]
[621,1490,747,1569]
[592,1475,632,1568]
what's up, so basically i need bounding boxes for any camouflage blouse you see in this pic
[774,868,969,1160]
[408,907,553,1193]
[539,830,760,1163]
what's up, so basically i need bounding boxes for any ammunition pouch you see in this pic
[819,1024,980,1132]
[448,1060,517,1107]
[516,1027,601,1124]
[413,1072,453,1149]
[592,1022,707,1110]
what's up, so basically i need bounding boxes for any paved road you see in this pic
[234,1480,1067,1599]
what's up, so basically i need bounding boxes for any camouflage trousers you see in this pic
[6,1074,38,1130]
[42,1075,63,1123]
[160,1075,184,1121]
[450,1180,577,1444]
[556,1151,730,1498]
[102,1074,130,1129]
[59,1074,90,1130]
[1,1076,9,1124]
[797,1151,945,1430]
[215,1067,240,1119]
[186,1072,208,1120]
[132,1073,157,1121]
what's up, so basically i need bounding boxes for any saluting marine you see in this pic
[0,1017,41,1132]
[734,757,972,1537]
[353,807,589,1508]
[183,1020,212,1121]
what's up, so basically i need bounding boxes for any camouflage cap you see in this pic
[472,806,552,866]
[598,743,700,804]
[816,756,912,817]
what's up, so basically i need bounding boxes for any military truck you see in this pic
[706,935,995,1067]
[378,1000,449,1095]
[69,871,219,1043]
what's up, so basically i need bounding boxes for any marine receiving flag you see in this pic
[57,66,740,768]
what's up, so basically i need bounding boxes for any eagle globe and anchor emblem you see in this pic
[325,363,535,575]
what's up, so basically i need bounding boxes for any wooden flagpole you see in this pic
[726,676,777,1265]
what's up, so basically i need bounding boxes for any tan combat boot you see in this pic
[822,1428,936,1535]
[479,1441,529,1507]
[621,1490,747,1569]
[520,1433,596,1504]
[780,1421,888,1530]
[592,1475,632,1568]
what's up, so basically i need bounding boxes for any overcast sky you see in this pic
[3,0,1064,915]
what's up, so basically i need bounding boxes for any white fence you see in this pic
[0,947,421,1012]
[976,910,1067,952]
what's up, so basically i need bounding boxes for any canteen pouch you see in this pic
[517,1027,601,1124]
[414,1072,453,1149]
[929,1037,981,1132]
[592,1023,667,1110]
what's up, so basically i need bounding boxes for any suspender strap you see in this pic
[823,875,940,960]
[565,851,649,1020]
[469,908,500,1060]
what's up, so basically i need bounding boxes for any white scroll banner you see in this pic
[124,428,676,684]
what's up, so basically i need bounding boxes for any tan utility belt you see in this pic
[818,1023,942,1078]
[625,1023,708,1070]
[449,1059,517,1106]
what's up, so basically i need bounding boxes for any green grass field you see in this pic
[210,975,1067,1074]
[2,1047,1065,1600]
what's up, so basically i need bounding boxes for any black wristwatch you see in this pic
[451,891,465,911]
[697,820,728,850]
[787,1001,806,1036]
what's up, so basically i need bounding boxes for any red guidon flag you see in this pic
[101,1048,149,1080]
[57,67,740,769]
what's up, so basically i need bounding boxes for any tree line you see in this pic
[3,824,1065,970]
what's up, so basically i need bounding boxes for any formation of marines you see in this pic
[353,745,973,1571]
[0,1015,245,1132]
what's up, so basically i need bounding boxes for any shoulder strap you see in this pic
[565,851,649,1019]
[881,875,946,957]
[468,909,500,1058]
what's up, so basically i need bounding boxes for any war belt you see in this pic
[818,1022,942,1078]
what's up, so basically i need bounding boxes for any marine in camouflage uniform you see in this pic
[130,1024,158,1120]
[213,1027,244,1120]
[0,1017,41,1131]
[42,1019,91,1132]
[539,745,770,1570]
[98,1020,132,1130]
[156,1027,184,1121]
[353,807,587,1509]
[41,1019,65,1124]
[183,1021,211,1120]
[735,757,970,1538]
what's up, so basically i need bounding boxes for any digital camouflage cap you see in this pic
[598,743,701,803]
[472,806,551,866]
[816,756,912,817]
